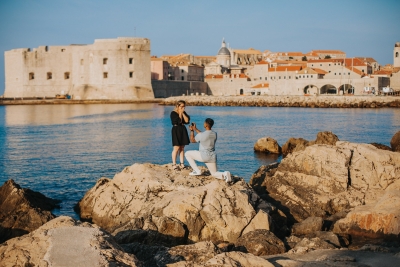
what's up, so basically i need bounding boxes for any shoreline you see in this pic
[162,95,400,108]
[1,95,400,108]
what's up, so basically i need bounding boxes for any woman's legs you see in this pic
[179,146,185,165]
[172,146,180,165]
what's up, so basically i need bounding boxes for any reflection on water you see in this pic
[1,104,399,218]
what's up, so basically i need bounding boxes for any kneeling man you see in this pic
[185,118,232,183]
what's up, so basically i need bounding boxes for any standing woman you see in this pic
[170,100,190,170]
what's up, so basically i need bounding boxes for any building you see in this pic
[4,37,154,99]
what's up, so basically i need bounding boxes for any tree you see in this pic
[302,56,307,61]
[324,55,331,59]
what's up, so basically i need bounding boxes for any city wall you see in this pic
[4,38,154,100]
[152,80,209,98]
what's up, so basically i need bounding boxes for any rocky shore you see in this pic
[1,132,400,266]
[162,95,400,108]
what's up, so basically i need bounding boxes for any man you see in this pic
[185,118,232,183]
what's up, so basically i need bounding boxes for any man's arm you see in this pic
[189,124,201,143]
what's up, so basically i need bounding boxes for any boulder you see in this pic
[390,131,400,152]
[249,142,400,225]
[333,189,400,239]
[281,137,309,156]
[201,251,274,267]
[291,237,337,253]
[314,131,339,146]
[0,179,60,243]
[254,137,281,154]
[235,229,286,256]
[291,217,323,236]
[0,216,141,267]
[370,143,392,151]
[77,163,275,245]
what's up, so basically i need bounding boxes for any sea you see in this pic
[1,103,399,219]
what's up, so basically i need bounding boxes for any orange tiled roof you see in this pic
[232,48,262,54]
[308,59,343,63]
[205,74,223,79]
[343,58,366,66]
[256,60,269,65]
[373,70,392,75]
[344,66,366,77]
[274,52,304,56]
[252,83,269,88]
[268,66,303,72]
[310,50,346,54]
[355,57,378,63]
[311,68,328,74]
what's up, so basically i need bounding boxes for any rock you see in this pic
[0,179,60,243]
[314,131,339,146]
[77,163,275,245]
[333,189,400,239]
[281,131,340,156]
[235,229,286,256]
[249,142,400,225]
[291,217,323,235]
[292,237,337,253]
[305,231,342,248]
[0,216,141,267]
[121,242,171,267]
[390,131,400,152]
[202,251,275,267]
[152,241,221,267]
[281,137,309,156]
[370,143,392,151]
[254,137,281,154]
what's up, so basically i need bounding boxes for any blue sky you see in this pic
[0,0,399,95]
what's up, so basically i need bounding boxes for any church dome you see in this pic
[218,46,230,56]
[395,42,400,47]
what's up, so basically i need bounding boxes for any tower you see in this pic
[394,42,400,67]
[216,38,231,68]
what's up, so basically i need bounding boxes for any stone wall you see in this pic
[152,80,209,98]
[4,38,154,100]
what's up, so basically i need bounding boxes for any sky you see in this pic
[0,0,399,95]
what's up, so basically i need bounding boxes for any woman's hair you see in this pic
[173,100,186,112]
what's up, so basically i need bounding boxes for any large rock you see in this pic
[390,131,400,152]
[201,251,274,267]
[254,137,281,154]
[0,179,60,243]
[77,163,275,245]
[333,188,400,239]
[249,141,400,229]
[281,131,339,156]
[291,217,323,236]
[0,216,141,267]
[235,229,286,256]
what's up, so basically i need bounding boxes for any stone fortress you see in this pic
[3,38,400,99]
[4,38,154,100]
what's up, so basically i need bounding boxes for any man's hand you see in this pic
[189,122,196,131]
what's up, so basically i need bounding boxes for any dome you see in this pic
[395,42,400,47]
[218,47,230,56]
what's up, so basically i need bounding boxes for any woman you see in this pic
[170,100,190,170]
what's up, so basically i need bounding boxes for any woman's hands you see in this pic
[179,105,189,123]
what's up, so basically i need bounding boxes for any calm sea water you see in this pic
[1,103,399,218]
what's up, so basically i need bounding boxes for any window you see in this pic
[307,75,308,78]
[289,76,291,79]
[29,72,34,80]
[396,52,399,57]
[311,75,313,78]
[279,76,281,79]
[103,72,108,78]
[129,72,133,78]
[47,72,52,80]
[284,76,286,79]
[103,58,108,65]
[80,59,84,65]
[335,73,336,75]
[64,72,70,79]
[181,70,184,73]
[181,76,184,80]
[129,58,133,64]
[260,77,262,80]
[61,49,65,52]
[348,72,350,75]
[312,64,313,66]
[320,64,322,66]
[329,64,331,66]
[127,45,131,49]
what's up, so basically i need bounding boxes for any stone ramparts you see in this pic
[162,95,400,108]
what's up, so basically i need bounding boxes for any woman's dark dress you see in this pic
[171,111,190,146]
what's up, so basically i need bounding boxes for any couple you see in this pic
[170,100,232,183]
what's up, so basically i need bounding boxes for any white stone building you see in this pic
[4,37,154,100]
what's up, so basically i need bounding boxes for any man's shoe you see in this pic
[224,171,232,183]
[189,170,202,176]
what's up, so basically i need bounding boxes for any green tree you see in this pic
[302,56,307,61]
[324,55,331,59]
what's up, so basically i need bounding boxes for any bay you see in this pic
[0,103,399,218]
